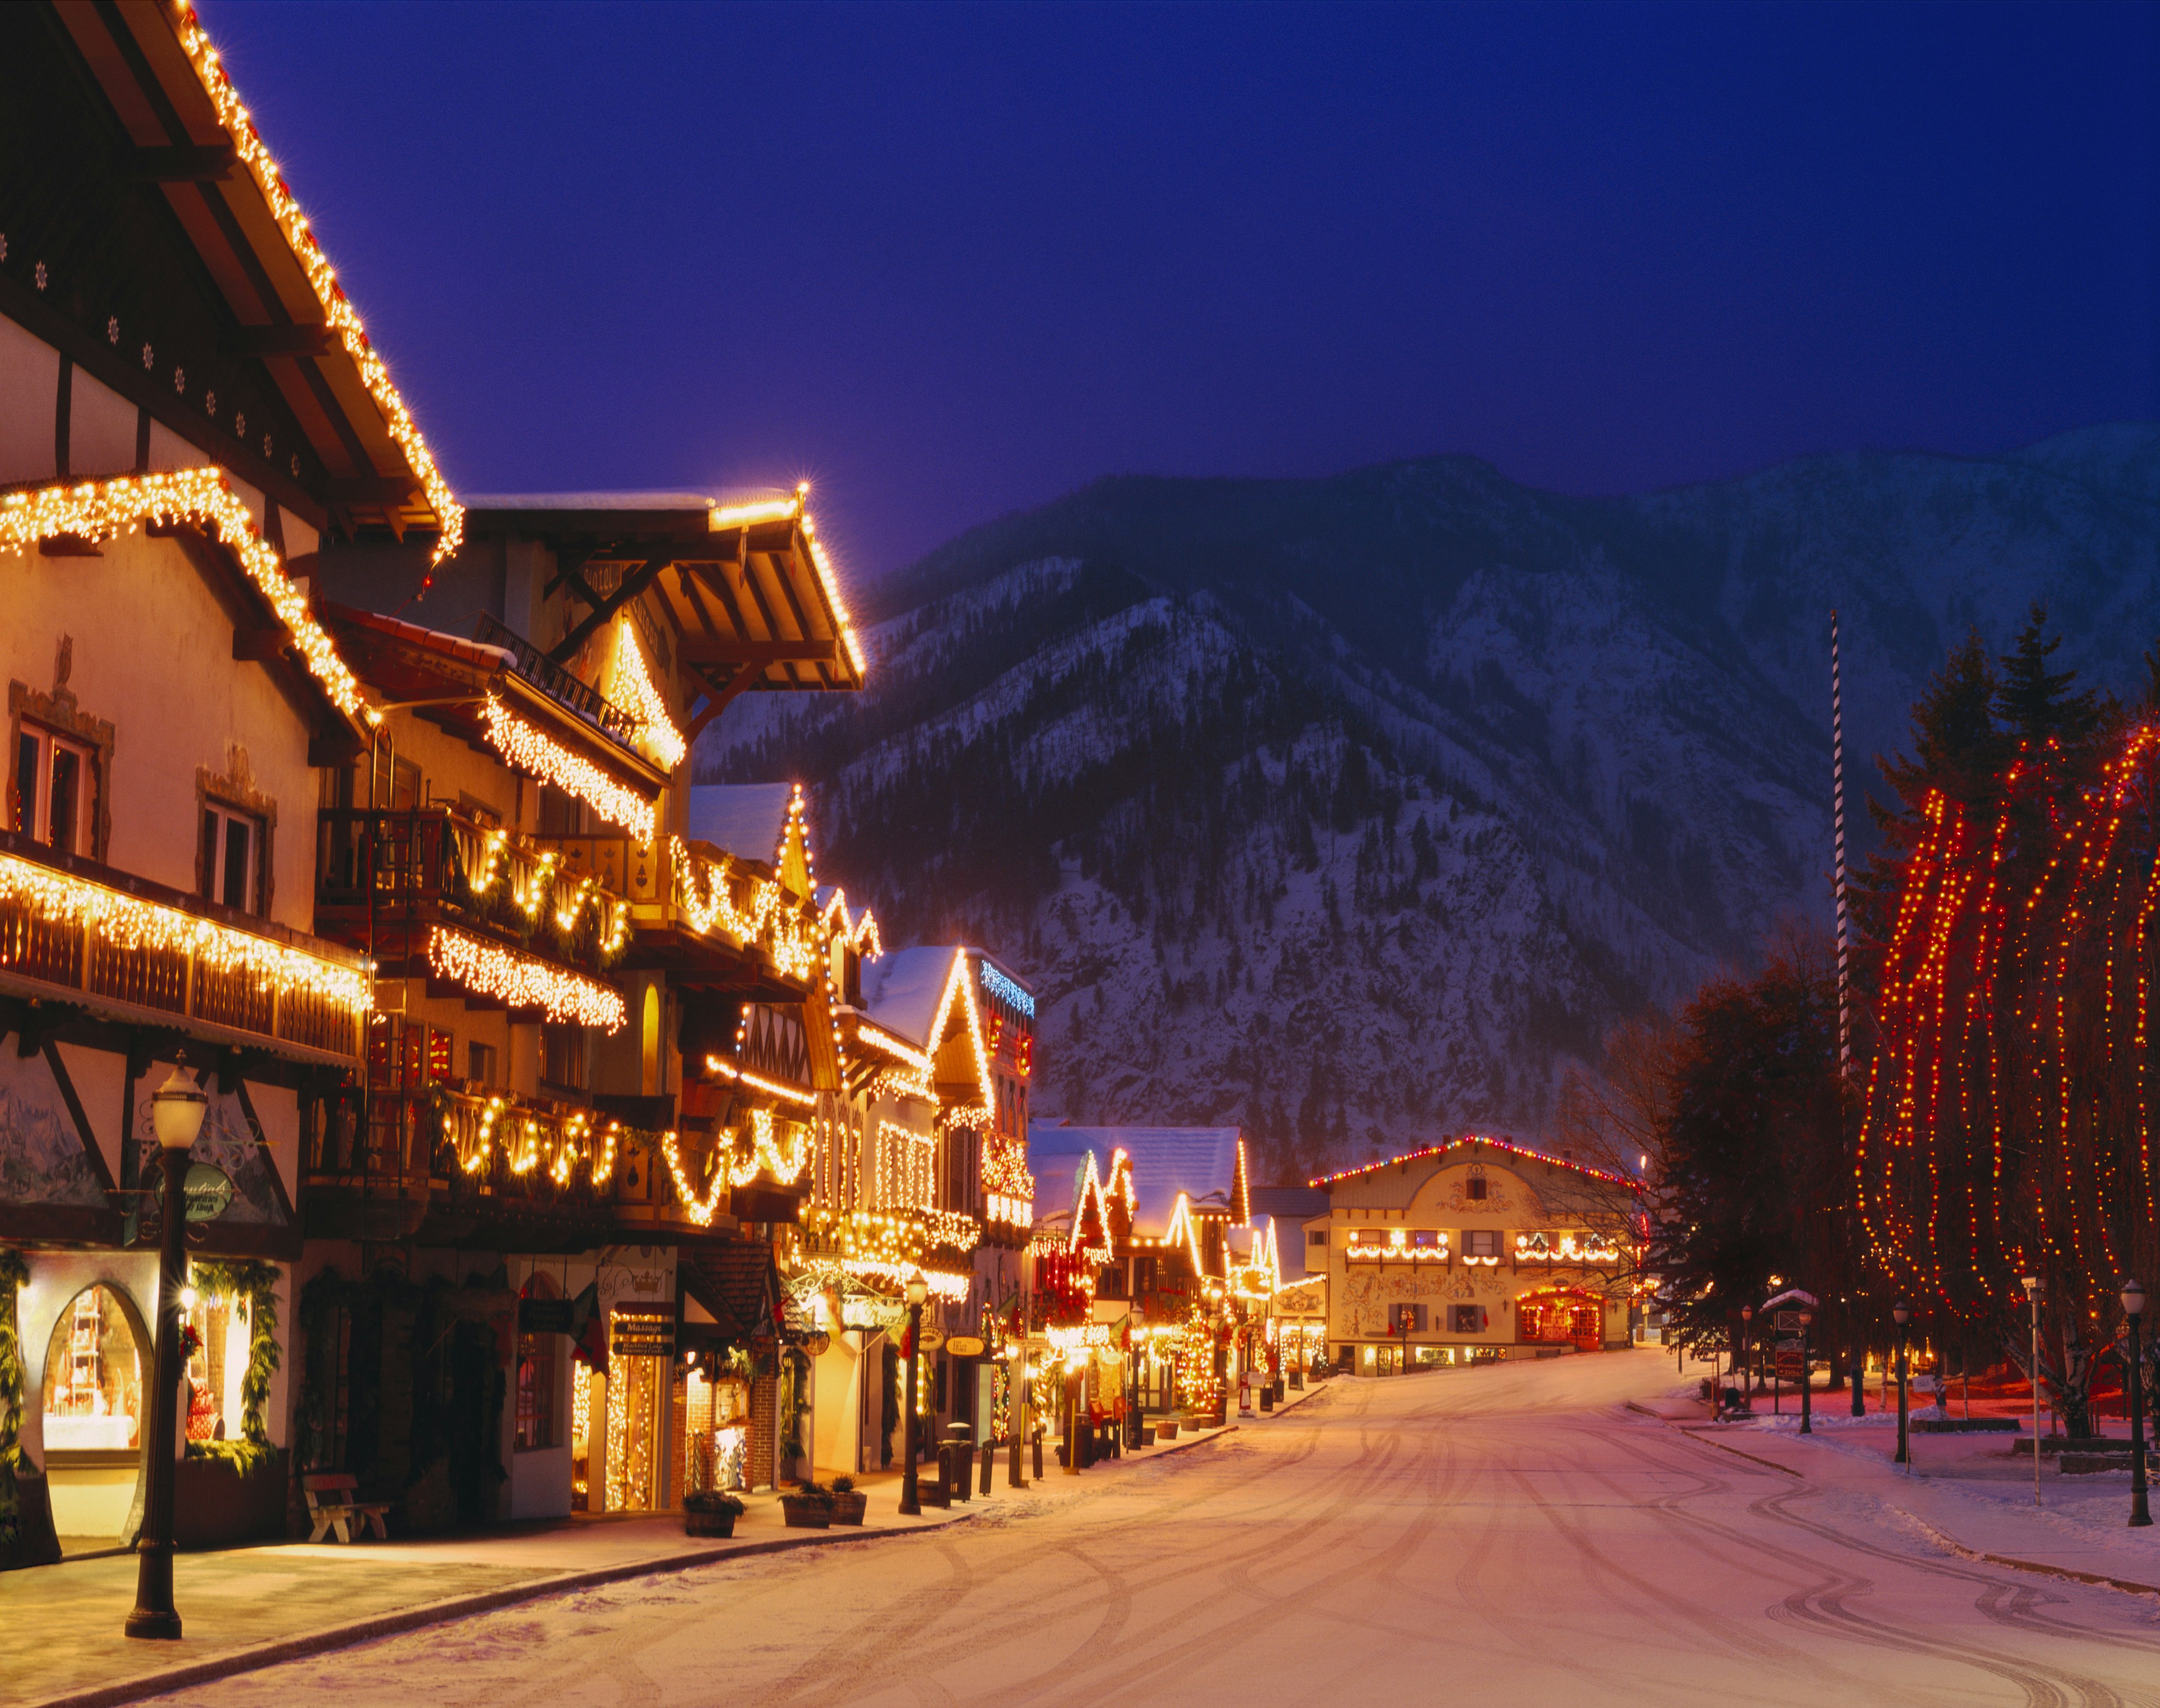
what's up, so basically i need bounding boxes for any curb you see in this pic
[20,1511,980,1708]
[1671,1425,1804,1478]
[1892,1506,2160,1603]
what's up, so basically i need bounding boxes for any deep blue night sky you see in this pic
[209,1,2157,585]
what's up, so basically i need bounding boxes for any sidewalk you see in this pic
[1663,1411,2160,1597]
[7,1405,1274,1708]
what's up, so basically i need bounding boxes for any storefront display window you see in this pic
[42,1286,141,1451]
[679,1356,750,1494]
[516,1332,556,1450]
[180,1287,253,1444]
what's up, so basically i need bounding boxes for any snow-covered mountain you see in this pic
[700,426,2160,1181]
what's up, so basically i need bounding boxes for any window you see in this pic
[1308,1229,1328,1247]
[537,785,584,835]
[14,723,97,855]
[1466,1176,1488,1201]
[468,1041,498,1086]
[1389,1304,1425,1333]
[1451,1305,1484,1334]
[200,803,263,913]
[541,1023,587,1092]
[516,1332,556,1450]
[1464,1229,1501,1258]
[42,1285,142,1452]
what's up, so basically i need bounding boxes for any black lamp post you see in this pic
[1798,1307,1814,1436]
[2021,1275,2042,1507]
[2122,1279,2149,1529]
[1740,1305,1754,1399]
[898,1273,928,1517]
[1850,1293,1867,1419]
[1892,1301,1912,1468]
[126,1062,208,1641]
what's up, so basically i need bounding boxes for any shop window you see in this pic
[1450,1305,1484,1334]
[182,1284,256,1445]
[200,803,263,914]
[541,1023,587,1093]
[516,1332,556,1450]
[15,722,97,855]
[42,1286,142,1452]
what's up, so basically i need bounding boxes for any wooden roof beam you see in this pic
[548,557,666,663]
[679,639,836,667]
[128,142,238,182]
[221,324,338,358]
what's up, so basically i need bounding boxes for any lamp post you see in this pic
[126,1062,208,1641]
[1850,1293,1867,1419]
[1892,1301,1912,1468]
[2021,1275,2042,1506]
[898,1274,928,1517]
[2122,1279,2149,1529]
[1740,1305,1754,1400]
[1798,1308,1814,1436]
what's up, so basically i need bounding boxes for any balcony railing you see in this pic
[472,613,640,748]
[0,830,368,1065]
[316,808,628,978]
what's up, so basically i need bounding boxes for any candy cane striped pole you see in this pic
[1832,610,1852,1079]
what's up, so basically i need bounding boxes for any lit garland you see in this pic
[435,1086,622,1187]
[987,1192,1034,1226]
[1346,1229,1452,1262]
[457,823,629,959]
[480,696,656,842]
[820,889,883,959]
[173,4,464,565]
[0,846,370,1014]
[980,962,1036,1018]
[1515,1231,1621,1264]
[726,1108,810,1188]
[660,1130,728,1226]
[609,627,686,770]
[0,470,367,720]
[672,838,815,979]
[922,1208,983,1254]
[427,925,626,1031]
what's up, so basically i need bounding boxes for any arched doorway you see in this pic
[39,1283,150,1546]
[1517,1288,1605,1352]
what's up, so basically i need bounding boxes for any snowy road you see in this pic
[163,1354,2160,1707]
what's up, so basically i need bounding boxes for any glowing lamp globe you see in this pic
[150,1065,208,1152]
[2123,1279,2146,1321]
[904,1274,928,1308]
[1893,1301,1911,1327]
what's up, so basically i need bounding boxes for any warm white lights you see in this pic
[173,4,464,564]
[426,925,627,1031]
[479,696,656,842]
[705,1056,818,1108]
[0,470,367,718]
[610,626,686,769]
[0,848,370,1015]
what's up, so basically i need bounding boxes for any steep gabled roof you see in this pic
[1311,1133,1640,1190]
[1032,1125,1245,1239]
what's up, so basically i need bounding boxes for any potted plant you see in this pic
[683,1489,745,1539]
[780,1480,835,1529]
[830,1475,867,1526]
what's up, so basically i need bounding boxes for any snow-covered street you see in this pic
[153,1352,2160,1707]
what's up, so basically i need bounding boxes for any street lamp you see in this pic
[1740,1305,1754,1399]
[2121,1279,2149,1529]
[1892,1301,1912,1468]
[1798,1308,1814,1436]
[2020,1275,2042,1506]
[126,1061,208,1641]
[898,1273,929,1517]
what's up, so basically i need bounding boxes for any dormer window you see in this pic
[200,803,263,914]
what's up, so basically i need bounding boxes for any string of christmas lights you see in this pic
[480,696,656,842]
[0,846,371,1015]
[173,3,464,566]
[426,924,627,1031]
[609,627,686,769]
[0,470,367,719]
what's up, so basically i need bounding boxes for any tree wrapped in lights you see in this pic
[1862,712,2160,1427]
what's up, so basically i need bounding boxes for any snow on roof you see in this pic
[686,784,796,866]
[463,491,716,512]
[1249,1185,1329,1222]
[1025,1127,1115,1218]
[858,946,962,1050]
[1310,1134,1639,1190]
[1034,1125,1243,1237]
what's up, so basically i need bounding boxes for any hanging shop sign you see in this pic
[917,1320,944,1353]
[519,1298,576,1335]
[154,1162,234,1223]
[610,1306,677,1357]
[944,1335,986,1358]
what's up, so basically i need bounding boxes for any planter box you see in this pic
[1155,1422,1178,1441]
[831,1491,867,1526]
[1912,1417,2019,1434]
[0,1473,64,1571]
[177,1450,289,1549]
[780,1496,832,1529]
[2012,1436,2117,1457]
[684,1507,739,1538]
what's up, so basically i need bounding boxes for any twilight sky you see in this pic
[212,1,2158,585]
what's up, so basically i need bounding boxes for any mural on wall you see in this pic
[0,1047,106,1208]
[132,1082,287,1226]
[1339,1265,1465,1335]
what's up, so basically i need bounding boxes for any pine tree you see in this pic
[1995,600,2098,749]
[1877,628,2008,819]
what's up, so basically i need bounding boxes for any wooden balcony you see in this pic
[316,808,629,987]
[0,829,367,1067]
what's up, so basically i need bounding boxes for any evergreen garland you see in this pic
[0,1246,29,1548]
[190,1258,282,1458]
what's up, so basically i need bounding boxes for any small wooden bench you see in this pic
[303,1473,389,1544]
